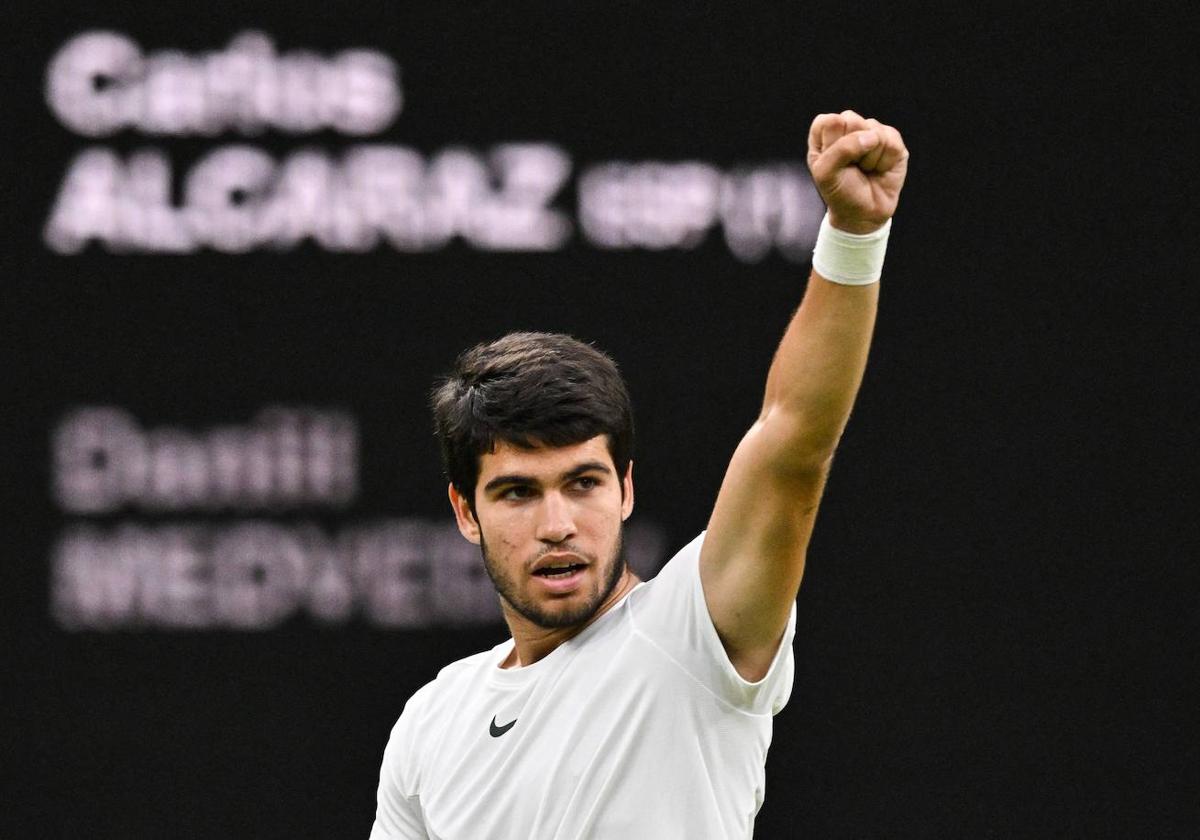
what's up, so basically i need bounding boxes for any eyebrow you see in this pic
[482,461,612,494]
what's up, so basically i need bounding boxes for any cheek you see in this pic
[585,499,624,540]
[475,516,518,554]
[487,514,529,552]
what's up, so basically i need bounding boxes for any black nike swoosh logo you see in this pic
[489,715,517,737]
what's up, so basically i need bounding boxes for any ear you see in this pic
[621,460,634,521]
[448,483,482,544]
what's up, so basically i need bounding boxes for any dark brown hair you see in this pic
[431,332,634,508]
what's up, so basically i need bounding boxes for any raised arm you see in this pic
[701,110,909,680]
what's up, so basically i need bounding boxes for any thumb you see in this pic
[811,129,879,183]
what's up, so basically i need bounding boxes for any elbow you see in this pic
[757,405,844,472]
[777,447,836,480]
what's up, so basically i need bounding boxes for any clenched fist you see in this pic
[807,110,909,234]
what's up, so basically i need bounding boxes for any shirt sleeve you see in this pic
[628,531,796,715]
[368,699,431,839]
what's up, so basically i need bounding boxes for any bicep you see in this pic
[701,413,831,680]
[370,791,428,840]
[370,714,430,839]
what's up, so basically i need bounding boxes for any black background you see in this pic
[3,2,1195,837]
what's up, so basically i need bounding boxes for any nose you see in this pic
[534,491,577,544]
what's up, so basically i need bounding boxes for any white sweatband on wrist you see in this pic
[811,212,892,285]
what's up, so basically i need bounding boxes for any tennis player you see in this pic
[370,110,909,838]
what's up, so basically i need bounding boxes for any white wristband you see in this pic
[811,212,892,285]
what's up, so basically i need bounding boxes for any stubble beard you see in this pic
[480,528,626,630]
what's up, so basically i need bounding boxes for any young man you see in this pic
[370,110,909,839]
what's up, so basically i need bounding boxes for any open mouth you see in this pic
[532,564,586,579]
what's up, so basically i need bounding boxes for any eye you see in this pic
[500,485,535,500]
[573,476,599,491]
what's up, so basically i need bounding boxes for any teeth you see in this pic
[539,564,579,577]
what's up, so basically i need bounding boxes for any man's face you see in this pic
[449,435,634,630]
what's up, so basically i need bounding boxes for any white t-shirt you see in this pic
[370,532,796,839]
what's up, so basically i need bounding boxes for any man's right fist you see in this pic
[806,110,909,234]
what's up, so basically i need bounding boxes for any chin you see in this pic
[481,531,627,629]
[533,594,605,629]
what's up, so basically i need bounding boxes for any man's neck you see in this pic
[500,570,641,668]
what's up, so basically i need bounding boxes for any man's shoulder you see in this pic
[435,645,500,682]
[401,644,503,719]
[628,531,705,604]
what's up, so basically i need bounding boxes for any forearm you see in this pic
[756,107,907,466]
[696,110,905,674]
[760,270,879,464]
